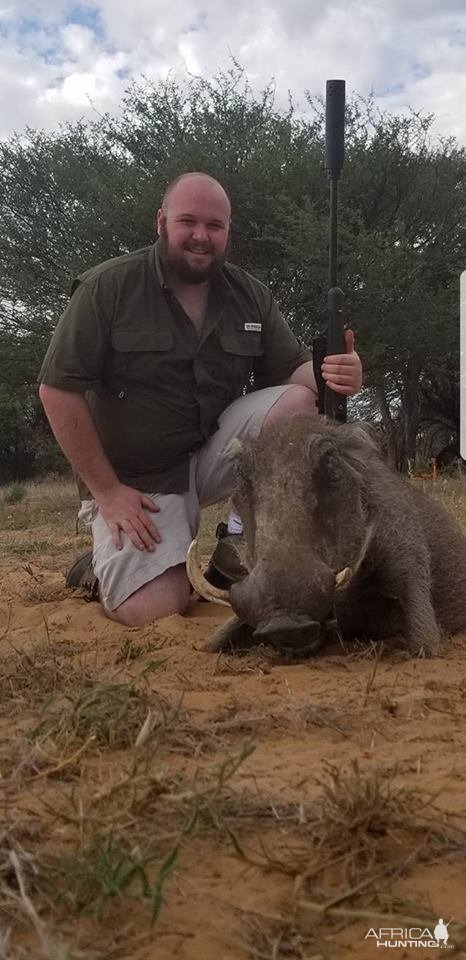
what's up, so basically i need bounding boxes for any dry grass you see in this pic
[234,759,466,959]
[426,474,466,531]
[0,639,92,719]
[0,478,78,530]
[290,760,466,894]
[1,475,466,957]
[0,476,90,572]
[0,714,255,951]
[240,913,329,960]
[29,679,174,751]
[1,680,466,957]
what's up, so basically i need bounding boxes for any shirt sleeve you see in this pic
[253,289,312,388]
[38,279,110,391]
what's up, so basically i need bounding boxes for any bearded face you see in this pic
[158,222,230,284]
[156,176,231,285]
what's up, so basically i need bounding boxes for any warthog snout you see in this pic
[252,616,324,656]
[227,562,342,656]
[186,537,353,657]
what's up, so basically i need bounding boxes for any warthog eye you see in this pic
[314,442,344,484]
[308,437,344,486]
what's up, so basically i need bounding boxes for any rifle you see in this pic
[313,79,347,422]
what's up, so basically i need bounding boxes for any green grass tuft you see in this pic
[3,483,27,505]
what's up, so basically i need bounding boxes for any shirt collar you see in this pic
[154,240,168,289]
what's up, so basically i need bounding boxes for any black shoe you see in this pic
[65,550,99,602]
[203,523,248,589]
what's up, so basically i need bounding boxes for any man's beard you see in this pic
[158,225,229,284]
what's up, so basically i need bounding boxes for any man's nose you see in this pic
[191,222,209,241]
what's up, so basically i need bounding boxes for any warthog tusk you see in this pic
[186,539,231,606]
[335,566,352,589]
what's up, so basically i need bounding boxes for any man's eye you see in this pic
[177,218,224,229]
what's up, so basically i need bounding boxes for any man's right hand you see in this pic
[97,484,161,551]
[37,388,161,551]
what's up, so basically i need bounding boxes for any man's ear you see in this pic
[156,208,165,236]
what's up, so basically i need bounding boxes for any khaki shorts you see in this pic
[78,385,293,610]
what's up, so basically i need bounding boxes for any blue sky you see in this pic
[1,0,466,143]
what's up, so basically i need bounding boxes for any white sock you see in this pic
[227,510,243,535]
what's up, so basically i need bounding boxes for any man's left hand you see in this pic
[321,329,363,396]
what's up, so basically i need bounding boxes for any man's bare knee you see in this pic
[263,385,317,428]
[104,564,191,627]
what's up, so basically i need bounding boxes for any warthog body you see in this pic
[204,416,466,657]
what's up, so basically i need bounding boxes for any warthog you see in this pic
[188,416,466,657]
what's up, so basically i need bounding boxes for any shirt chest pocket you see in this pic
[218,329,263,392]
[110,330,173,385]
[219,330,263,357]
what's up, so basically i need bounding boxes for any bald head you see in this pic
[157,172,231,285]
[162,172,231,217]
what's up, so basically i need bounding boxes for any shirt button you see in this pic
[118,390,125,399]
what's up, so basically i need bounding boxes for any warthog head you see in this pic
[190,416,376,656]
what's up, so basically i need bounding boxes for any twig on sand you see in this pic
[21,734,96,784]
[10,849,47,947]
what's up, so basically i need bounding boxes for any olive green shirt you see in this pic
[39,243,312,493]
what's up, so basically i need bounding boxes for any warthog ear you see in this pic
[337,423,380,466]
[225,437,256,480]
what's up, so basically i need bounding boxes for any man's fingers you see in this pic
[139,515,161,543]
[120,520,148,551]
[121,513,161,550]
[322,356,355,370]
[109,523,122,551]
[325,381,355,395]
[132,516,161,549]
[99,487,162,551]
[322,371,355,384]
[140,495,160,513]
[344,328,355,352]
[323,329,355,363]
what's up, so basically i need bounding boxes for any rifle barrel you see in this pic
[324,79,347,422]
[329,177,338,289]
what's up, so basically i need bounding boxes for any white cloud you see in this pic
[1,0,466,144]
[39,50,127,109]
[60,23,95,58]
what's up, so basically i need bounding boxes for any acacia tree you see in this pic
[341,107,465,465]
[0,66,464,477]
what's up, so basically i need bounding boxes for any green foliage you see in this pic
[0,65,464,474]
[54,832,180,923]
[3,482,26,504]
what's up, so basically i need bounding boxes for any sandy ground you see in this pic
[1,482,466,959]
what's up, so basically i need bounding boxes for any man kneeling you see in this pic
[39,172,362,626]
